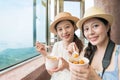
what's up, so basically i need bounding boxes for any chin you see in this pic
[64,39,70,42]
[64,38,70,42]
[90,42,97,45]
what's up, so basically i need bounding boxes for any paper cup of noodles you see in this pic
[69,54,89,80]
[45,55,59,70]
[69,56,89,69]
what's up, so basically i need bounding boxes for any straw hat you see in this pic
[50,12,79,34]
[76,6,113,30]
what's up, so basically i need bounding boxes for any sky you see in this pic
[0,0,94,49]
[0,0,35,50]
[0,0,48,51]
[0,0,33,43]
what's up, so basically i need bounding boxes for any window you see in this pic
[0,0,47,71]
[36,0,47,43]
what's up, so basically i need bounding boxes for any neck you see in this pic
[95,38,109,56]
[63,36,74,47]
[97,38,109,50]
[63,41,71,47]
[62,40,73,50]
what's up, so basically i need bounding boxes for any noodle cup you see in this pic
[45,55,59,70]
[69,57,89,80]
[69,57,89,70]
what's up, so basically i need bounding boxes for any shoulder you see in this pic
[117,45,120,58]
[115,45,120,59]
[115,45,120,55]
[116,45,120,72]
[116,45,120,52]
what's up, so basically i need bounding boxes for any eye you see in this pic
[57,28,62,32]
[65,25,70,28]
[83,27,89,32]
[93,24,99,28]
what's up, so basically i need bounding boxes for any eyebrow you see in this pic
[84,21,100,27]
[57,23,71,28]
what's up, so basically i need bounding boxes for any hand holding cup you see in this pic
[45,55,59,71]
[69,54,89,80]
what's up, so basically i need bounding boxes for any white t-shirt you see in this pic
[50,41,71,80]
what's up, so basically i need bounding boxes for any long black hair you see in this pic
[82,17,110,60]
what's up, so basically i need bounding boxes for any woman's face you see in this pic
[83,18,109,46]
[56,20,75,42]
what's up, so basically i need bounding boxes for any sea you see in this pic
[0,41,40,71]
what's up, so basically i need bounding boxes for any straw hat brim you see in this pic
[77,14,113,30]
[50,16,79,34]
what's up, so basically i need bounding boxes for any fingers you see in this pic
[36,42,44,51]
[35,41,47,56]
[71,70,89,80]
[67,42,79,53]
[70,67,89,80]
[72,42,79,53]
[67,42,75,54]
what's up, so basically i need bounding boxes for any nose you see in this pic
[62,28,67,34]
[88,28,94,35]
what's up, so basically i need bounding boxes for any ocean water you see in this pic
[0,42,40,71]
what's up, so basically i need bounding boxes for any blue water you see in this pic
[0,47,40,71]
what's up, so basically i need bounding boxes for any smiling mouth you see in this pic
[63,34,70,39]
[90,37,98,42]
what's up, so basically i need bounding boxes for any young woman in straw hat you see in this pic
[69,6,120,80]
[36,12,83,80]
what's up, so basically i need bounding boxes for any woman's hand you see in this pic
[35,41,47,57]
[70,65,102,80]
[67,42,79,56]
